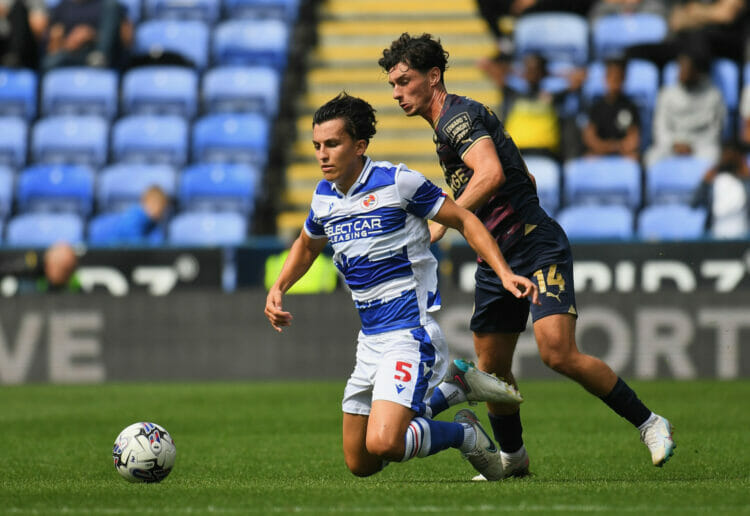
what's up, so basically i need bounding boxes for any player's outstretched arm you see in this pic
[264,230,328,332]
[432,197,539,305]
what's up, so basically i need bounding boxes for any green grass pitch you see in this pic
[2,380,749,515]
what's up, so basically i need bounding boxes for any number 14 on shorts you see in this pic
[533,264,566,302]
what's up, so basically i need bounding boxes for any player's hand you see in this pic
[501,273,540,306]
[264,288,293,332]
[429,222,448,243]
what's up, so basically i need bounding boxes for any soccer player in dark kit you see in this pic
[379,33,675,479]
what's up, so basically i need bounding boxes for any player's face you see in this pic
[387,62,437,117]
[312,118,367,193]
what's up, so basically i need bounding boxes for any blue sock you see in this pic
[428,389,450,417]
[427,383,466,418]
[402,417,465,461]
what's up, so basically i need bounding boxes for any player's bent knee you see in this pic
[345,457,382,477]
[365,433,404,461]
[540,351,572,375]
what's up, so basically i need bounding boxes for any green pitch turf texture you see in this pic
[2,380,748,515]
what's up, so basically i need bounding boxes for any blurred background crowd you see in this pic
[476,0,750,241]
[0,0,749,264]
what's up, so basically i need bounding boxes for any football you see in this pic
[112,422,176,483]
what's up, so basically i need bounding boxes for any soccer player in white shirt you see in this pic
[265,93,538,479]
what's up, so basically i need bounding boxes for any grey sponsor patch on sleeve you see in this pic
[442,112,472,147]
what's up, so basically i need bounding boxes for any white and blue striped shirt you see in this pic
[304,158,447,335]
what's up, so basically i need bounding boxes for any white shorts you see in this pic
[341,316,449,417]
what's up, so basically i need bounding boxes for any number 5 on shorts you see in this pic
[394,361,412,382]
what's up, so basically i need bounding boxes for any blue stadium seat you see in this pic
[88,212,125,245]
[17,164,95,215]
[564,157,641,208]
[583,60,659,104]
[6,212,84,246]
[192,113,269,167]
[514,13,589,64]
[557,205,634,240]
[0,165,14,219]
[144,0,220,22]
[135,20,209,69]
[223,0,299,21]
[712,59,739,112]
[179,163,258,214]
[98,163,177,212]
[41,67,118,119]
[119,0,142,22]
[524,155,560,215]
[539,74,569,95]
[583,59,659,147]
[646,156,710,205]
[32,116,108,167]
[122,66,198,118]
[637,204,707,241]
[168,211,247,245]
[87,211,166,246]
[712,59,739,137]
[0,68,37,119]
[202,66,280,116]
[592,13,667,60]
[112,115,188,167]
[0,116,27,168]
[212,19,289,69]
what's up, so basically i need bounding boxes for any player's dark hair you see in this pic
[378,33,449,84]
[312,92,377,143]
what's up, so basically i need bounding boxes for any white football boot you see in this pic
[472,445,530,481]
[639,414,676,467]
[454,409,505,481]
[445,359,523,405]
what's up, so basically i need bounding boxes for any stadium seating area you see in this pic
[1,1,747,246]
[486,11,747,241]
[495,11,744,240]
[0,0,301,247]
[542,154,713,241]
[281,2,749,242]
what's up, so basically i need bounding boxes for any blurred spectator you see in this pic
[44,241,78,287]
[0,242,80,294]
[491,53,585,159]
[42,0,131,71]
[476,0,596,53]
[691,143,750,238]
[96,186,170,246]
[0,0,45,68]
[582,57,641,160]
[477,52,516,120]
[90,186,170,246]
[589,0,668,21]
[739,82,750,149]
[626,0,748,66]
[669,0,748,62]
[645,49,725,168]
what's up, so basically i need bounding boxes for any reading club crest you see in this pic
[361,193,378,210]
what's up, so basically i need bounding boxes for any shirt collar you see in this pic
[330,156,372,197]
